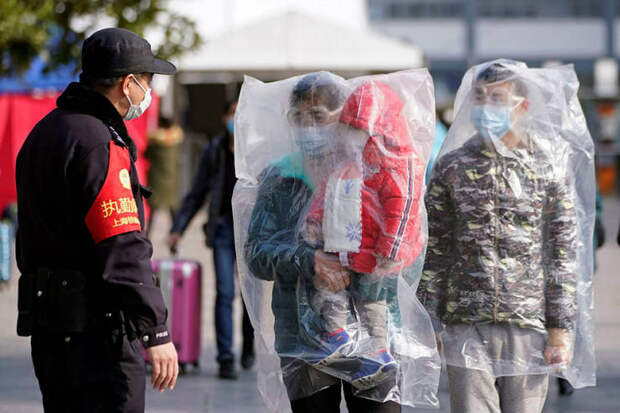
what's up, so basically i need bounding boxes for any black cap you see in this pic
[81,27,176,78]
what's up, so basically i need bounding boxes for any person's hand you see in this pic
[168,232,181,255]
[375,256,400,275]
[146,342,179,392]
[544,328,572,372]
[301,220,322,247]
[313,273,350,292]
[313,250,350,293]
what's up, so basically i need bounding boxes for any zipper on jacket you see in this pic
[493,160,501,323]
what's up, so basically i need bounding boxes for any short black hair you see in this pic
[475,61,527,98]
[79,72,145,91]
[290,72,345,110]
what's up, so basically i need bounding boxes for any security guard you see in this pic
[16,28,178,413]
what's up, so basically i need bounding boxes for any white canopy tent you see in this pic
[176,11,425,83]
[169,11,425,194]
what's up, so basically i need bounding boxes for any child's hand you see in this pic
[301,219,323,246]
[375,256,400,274]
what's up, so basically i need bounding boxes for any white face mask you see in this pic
[124,75,152,121]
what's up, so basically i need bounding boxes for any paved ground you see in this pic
[1,197,619,413]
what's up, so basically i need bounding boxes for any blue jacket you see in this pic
[244,153,317,354]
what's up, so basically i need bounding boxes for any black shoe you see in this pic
[558,377,574,396]
[219,360,238,380]
[241,349,255,370]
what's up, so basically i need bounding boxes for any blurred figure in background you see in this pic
[168,100,254,379]
[425,118,448,183]
[145,116,184,236]
[0,203,17,292]
[617,214,620,245]
[595,190,605,254]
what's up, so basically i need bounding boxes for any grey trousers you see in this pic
[443,324,549,413]
[447,366,548,413]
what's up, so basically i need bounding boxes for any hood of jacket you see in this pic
[338,80,413,155]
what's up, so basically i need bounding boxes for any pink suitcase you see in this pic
[151,258,202,373]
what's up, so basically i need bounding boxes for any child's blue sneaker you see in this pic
[313,328,354,367]
[351,350,398,390]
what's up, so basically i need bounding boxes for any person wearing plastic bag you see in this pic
[237,71,439,412]
[418,59,596,413]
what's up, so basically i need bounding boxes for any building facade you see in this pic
[368,0,620,102]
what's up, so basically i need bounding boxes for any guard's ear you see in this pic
[121,74,133,96]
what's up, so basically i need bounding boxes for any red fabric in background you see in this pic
[0,91,158,216]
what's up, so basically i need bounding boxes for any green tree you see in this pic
[0,0,202,75]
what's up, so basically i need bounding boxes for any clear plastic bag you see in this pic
[419,59,596,388]
[233,70,441,409]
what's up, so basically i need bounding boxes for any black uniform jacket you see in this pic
[15,82,170,348]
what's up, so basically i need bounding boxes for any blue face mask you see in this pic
[294,123,336,159]
[471,105,511,140]
[226,118,234,135]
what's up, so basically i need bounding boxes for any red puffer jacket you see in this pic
[307,80,426,274]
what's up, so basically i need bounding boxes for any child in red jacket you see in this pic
[302,80,426,389]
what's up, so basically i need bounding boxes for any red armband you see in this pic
[85,142,142,243]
